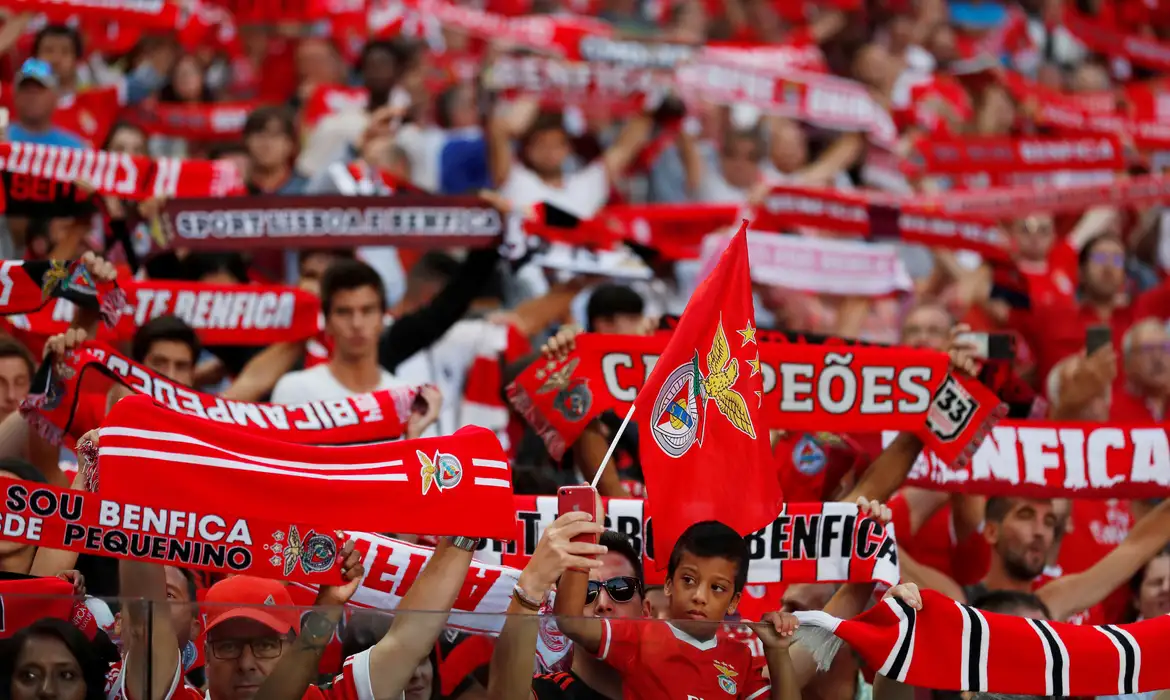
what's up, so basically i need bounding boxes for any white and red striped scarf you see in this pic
[0,143,243,201]
[96,395,518,539]
[797,588,1168,696]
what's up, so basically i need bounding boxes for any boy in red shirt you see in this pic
[556,520,801,700]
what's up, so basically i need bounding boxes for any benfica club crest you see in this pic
[713,661,739,695]
[650,318,758,457]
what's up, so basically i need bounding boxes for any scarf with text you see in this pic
[96,396,517,538]
[3,281,321,348]
[161,194,505,251]
[124,102,259,141]
[998,72,1170,151]
[485,55,653,116]
[284,498,899,639]
[476,496,898,588]
[0,259,124,327]
[675,58,897,147]
[1062,10,1170,74]
[896,421,1170,499]
[796,588,1169,696]
[0,143,243,205]
[751,184,1013,264]
[20,342,415,447]
[399,0,612,57]
[506,332,1004,469]
[696,231,913,298]
[0,477,346,586]
[917,172,1170,219]
[904,135,1125,179]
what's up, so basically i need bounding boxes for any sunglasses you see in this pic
[585,576,642,605]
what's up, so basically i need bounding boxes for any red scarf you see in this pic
[1063,10,1170,74]
[125,102,260,141]
[506,332,1004,469]
[20,342,417,447]
[5,0,180,28]
[0,259,124,327]
[161,194,505,251]
[0,575,97,640]
[0,143,244,203]
[752,185,1013,264]
[918,172,1170,219]
[486,55,652,115]
[797,588,1167,696]
[0,477,344,586]
[399,0,612,56]
[97,395,517,539]
[905,135,1125,178]
[4,281,321,348]
[902,421,1170,499]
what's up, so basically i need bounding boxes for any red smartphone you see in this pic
[558,485,600,545]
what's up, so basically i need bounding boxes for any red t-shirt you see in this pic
[888,494,989,586]
[598,617,770,700]
[1110,388,1164,422]
[1056,499,1134,624]
[106,648,380,700]
[55,86,121,147]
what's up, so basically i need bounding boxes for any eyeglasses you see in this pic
[208,637,284,660]
[1090,252,1125,269]
[585,576,642,605]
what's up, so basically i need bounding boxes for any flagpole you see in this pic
[591,404,636,489]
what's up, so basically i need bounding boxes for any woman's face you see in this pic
[106,127,148,157]
[1138,555,1170,620]
[172,56,204,102]
[404,658,433,700]
[11,635,87,700]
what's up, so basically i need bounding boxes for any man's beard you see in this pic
[1001,548,1045,581]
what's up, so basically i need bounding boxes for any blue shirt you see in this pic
[8,123,85,148]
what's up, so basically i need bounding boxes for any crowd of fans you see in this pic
[1,0,1170,698]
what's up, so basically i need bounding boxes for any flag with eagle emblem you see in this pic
[634,220,783,566]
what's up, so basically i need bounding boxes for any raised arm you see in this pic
[255,542,364,700]
[364,538,478,697]
[1039,498,1170,621]
[487,512,605,700]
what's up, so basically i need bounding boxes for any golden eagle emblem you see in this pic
[41,261,69,298]
[694,319,756,439]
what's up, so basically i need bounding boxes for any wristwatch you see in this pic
[448,536,480,552]
[300,611,337,646]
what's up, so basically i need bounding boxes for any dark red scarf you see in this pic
[124,101,261,141]
[0,259,124,327]
[506,332,1004,468]
[0,477,345,586]
[97,395,517,538]
[20,341,417,447]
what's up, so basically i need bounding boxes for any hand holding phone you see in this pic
[558,485,602,546]
[1086,325,1112,355]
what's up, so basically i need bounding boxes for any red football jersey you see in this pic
[1055,499,1134,624]
[55,86,121,147]
[598,617,771,700]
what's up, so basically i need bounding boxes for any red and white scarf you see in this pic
[97,395,517,538]
[4,281,321,347]
[21,342,418,446]
[507,332,1004,469]
[0,143,243,201]
[797,588,1169,696]
[697,231,913,298]
[125,102,259,141]
[0,259,124,327]
[0,477,346,586]
[897,422,1170,499]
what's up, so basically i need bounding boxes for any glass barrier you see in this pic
[0,594,807,700]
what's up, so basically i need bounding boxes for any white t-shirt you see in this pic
[270,364,407,405]
[500,161,609,219]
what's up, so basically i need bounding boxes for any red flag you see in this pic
[634,221,783,566]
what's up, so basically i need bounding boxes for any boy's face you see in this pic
[664,552,741,635]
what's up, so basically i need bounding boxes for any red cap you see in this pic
[203,577,299,636]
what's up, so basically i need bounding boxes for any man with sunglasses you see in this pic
[488,512,646,700]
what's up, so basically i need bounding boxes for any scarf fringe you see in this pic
[793,609,847,672]
[99,286,127,328]
[20,401,64,448]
